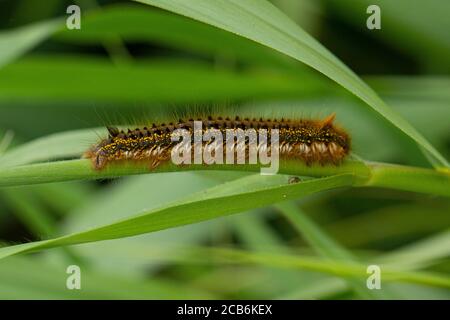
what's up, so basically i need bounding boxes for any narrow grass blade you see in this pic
[0,19,62,69]
[0,174,354,260]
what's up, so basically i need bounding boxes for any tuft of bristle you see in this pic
[319,112,336,128]
[84,114,351,170]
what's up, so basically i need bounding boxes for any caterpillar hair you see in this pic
[84,113,350,170]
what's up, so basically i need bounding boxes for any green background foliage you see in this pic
[0,0,449,299]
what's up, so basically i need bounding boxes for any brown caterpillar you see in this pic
[84,114,350,170]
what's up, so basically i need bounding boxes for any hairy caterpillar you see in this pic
[84,113,350,170]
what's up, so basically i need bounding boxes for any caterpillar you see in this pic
[84,113,350,170]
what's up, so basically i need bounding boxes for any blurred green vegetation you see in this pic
[0,0,449,299]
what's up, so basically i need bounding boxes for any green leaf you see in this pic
[0,56,325,103]
[0,19,62,69]
[60,172,245,275]
[0,128,101,168]
[366,163,450,197]
[0,173,447,290]
[0,157,369,188]
[134,0,448,167]
[0,174,354,260]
